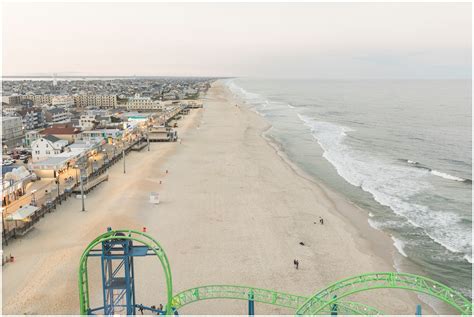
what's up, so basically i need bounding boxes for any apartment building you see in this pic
[73,94,117,109]
[126,94,164,111]
[45,108,71,124]
[18,108,47,130]
[2,117,24,146]
[52,95,75,107]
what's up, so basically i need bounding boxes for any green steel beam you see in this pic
[296,272,473,315]
[78,231,472,316]
[171,285,382,315]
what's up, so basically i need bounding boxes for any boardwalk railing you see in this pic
[2,139,139,245]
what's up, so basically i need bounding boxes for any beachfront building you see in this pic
[30,140,102,178]
[2,116,24,147]
[2,166,34,207]
[82,129,123,144]
[40,123,83,143]
[126,94,164,111]
[31,135,69,162]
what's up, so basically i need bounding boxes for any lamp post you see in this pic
[2,207,8,246]
[31,189,37,207]
[147,134,150,151]
[123,148,126,174]
[56,174,60,198]
[80,168,85,212]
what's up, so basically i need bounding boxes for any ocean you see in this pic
[225,78,472,301]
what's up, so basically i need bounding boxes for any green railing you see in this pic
[78,230,473,315]
[296,272,473,315]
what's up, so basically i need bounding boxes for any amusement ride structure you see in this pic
[78,229,473,315]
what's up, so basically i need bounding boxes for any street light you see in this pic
[123,148,126,174]
[80,168,85,212]
[2,207,7,246]
[55,174,60,198]
[31,189,37,206]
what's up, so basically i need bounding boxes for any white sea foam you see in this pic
[391,236,408,257]
[287,104,295,109]
[430,170,466,182]
[227,79,472,261]
[295,113,472,258]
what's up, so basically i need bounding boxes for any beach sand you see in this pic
[3,81,426,314]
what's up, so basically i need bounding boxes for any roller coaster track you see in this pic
[296,272,473,316]
[171,285,382,315]
[78,230,173,315]
[79,229,473,315]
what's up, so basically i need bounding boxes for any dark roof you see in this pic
[47,108,66,114]
[43,135,62,143]
[18,108,43,116]
[2,166,15,176]
[41,126,82,135]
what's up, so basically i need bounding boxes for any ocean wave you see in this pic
[296,113,472,258]
[227,79,472,262]
[430,170,470,183]
[402,159,471,183]
[391,237,408,257]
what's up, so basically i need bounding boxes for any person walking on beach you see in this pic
[319,217,324,225]
[294,259,299,269]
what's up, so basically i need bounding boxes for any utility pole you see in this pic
[147,134,150,151]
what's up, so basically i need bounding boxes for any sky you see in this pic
[2,2,472,79]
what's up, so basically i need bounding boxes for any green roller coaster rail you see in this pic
[79,230,473,315]
[171,285,383,315]
[296,272,473,315]
[78,229,174,315]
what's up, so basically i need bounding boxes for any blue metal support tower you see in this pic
[101,233,137,315]
[415,304,422,316]
[248,289,255,316]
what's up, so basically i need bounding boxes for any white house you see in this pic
[31,135,69,162]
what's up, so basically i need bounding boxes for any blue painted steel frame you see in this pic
[101,238,136,315]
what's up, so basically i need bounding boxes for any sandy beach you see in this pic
[3,81,425,314]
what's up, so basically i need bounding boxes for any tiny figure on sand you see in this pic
[293,259,299,270]
[319,217,324,225]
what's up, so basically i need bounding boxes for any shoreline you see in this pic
[2,81,447,314]
[222,81,444,314]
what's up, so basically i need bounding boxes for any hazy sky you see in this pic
[2,2,472,78]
